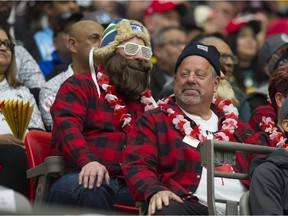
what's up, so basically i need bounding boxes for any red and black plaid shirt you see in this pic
[122,96,266,203]
[249,104,276,133]
[249,103,288,148]
[50,72,147,177]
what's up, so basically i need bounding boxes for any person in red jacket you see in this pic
[122,41,267,215]
[250,64,288,148]
[46,18,156,213]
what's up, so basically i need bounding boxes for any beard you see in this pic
[175,84,204,105]
[105,53,152,100]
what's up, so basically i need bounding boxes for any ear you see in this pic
[213,75,221,94]
[68,37,77,53]
[281,119,288,133]
[275,92,286,111]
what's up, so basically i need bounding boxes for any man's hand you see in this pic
[78,161,110,189]
[0,134,24,145]
[148,190,183,215]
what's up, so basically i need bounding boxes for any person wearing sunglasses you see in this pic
[46,18,157,213]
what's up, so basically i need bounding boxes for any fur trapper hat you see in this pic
[93,18,151,65]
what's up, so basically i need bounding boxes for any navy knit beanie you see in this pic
[175,41,220,75]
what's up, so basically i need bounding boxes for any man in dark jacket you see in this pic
[249,149,288,215]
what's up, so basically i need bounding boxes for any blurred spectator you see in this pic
[0,10,45,105]
[200,34,241,106]
[192,5,213,33]
[33,1,79,62]
[90,1,120,19]
[179,2,205,42]
[123,0,149,22]
[143,0,187,37]
[38,11,83,79]
[205,1,238,35]
[239,33,288,123]
[81,10,113,28]
[225,14,267,95]
[39,20,104,131]
[150,26,187,101]
[265,18,288,39]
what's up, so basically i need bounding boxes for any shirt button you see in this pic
[123,145,126,149]
[196,175,200,179]
[119,162,122,166]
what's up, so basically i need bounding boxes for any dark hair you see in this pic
[268,63,288,115]
[0,26,21,88]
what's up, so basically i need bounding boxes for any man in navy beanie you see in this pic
[122,41,266,215]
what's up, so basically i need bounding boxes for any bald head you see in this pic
[200,36,235,78]
[69,20,104,40]
[68,20,104,73]
[200,37,231,56]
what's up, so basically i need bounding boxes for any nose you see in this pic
[133,49,145,61]
[225,56,234,66]
[187,72,196,84]
[0,43,6,50]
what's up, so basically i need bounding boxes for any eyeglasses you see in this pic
[117,42,153,60]
[220,53,238,64]
[0,40,15,51]
[159,40,187,47]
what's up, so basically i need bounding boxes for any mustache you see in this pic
[181,85,201,93]
[105,53,151,100]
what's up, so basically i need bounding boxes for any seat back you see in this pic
[24,130,52,202]
[25,130,52,169]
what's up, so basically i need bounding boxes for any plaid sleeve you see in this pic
[50,75,99,168]
[249,104,275,132]
[122,110,170,202]
[122,108,201,203]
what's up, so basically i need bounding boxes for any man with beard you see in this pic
[46,18,156,213]
[122,41,267,215]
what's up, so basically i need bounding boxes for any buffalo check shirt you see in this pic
[249,103,275,133]
[122,96,266,203]
[50,72,148,177]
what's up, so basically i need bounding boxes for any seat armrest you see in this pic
[27,156,65,179]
